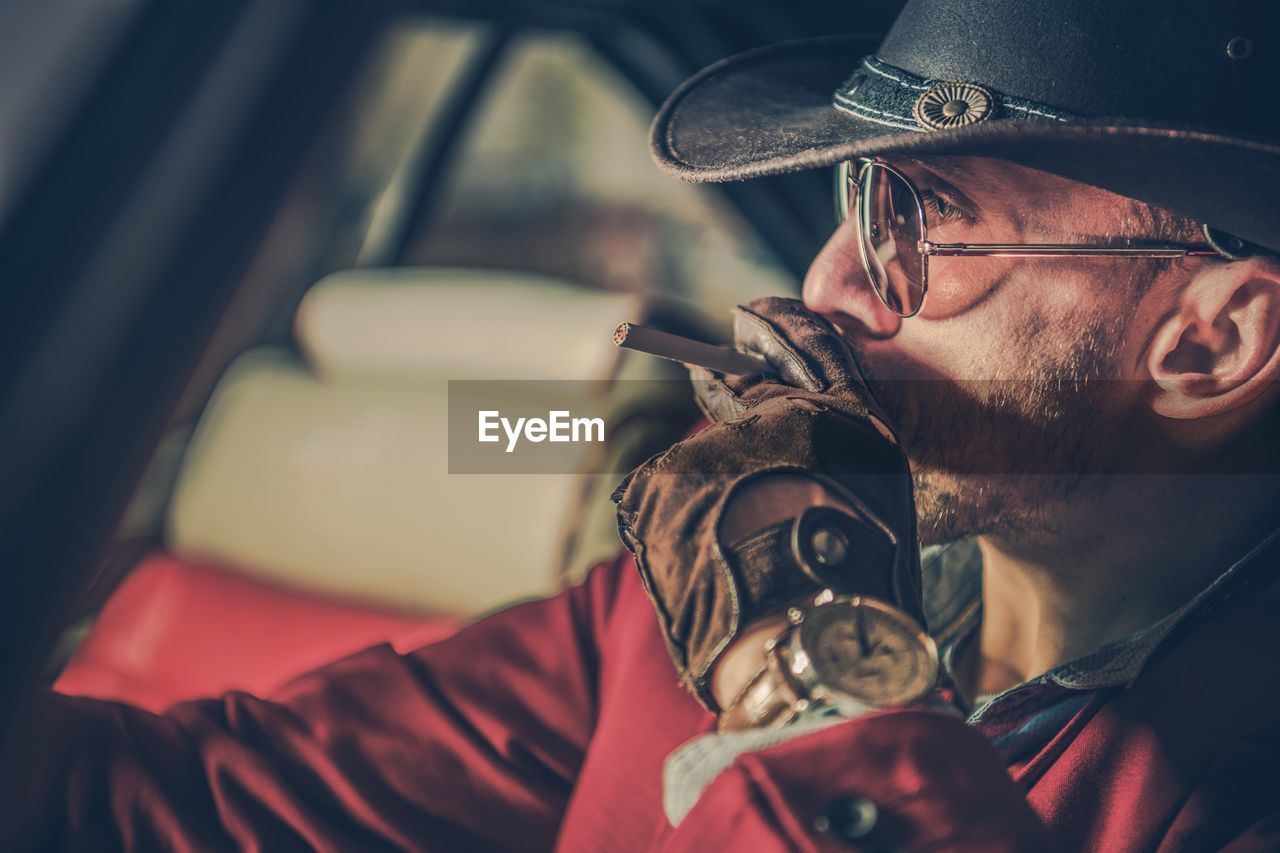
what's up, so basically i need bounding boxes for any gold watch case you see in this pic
[767,590,939,713]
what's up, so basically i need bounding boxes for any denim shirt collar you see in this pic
[921,524,1280,715]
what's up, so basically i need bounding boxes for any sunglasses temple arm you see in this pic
[920,241,1223,259]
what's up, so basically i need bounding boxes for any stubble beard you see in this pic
[854,314,1134,547]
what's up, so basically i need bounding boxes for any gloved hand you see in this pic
[612,297,922,711]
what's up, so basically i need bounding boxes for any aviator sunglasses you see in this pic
[835,159,1226,318]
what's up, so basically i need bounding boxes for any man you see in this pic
[5,0,1280,849]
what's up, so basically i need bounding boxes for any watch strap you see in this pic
[716,628,806,734]
[717,667,800,735]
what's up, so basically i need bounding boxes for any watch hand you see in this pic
[855,611,871,657]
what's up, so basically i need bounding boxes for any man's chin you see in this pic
[911,470,1022,546]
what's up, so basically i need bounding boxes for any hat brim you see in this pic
[652,36,1280,253]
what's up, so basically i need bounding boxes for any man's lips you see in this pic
[835,340,924,453]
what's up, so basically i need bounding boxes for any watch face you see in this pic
[798,597,938,706]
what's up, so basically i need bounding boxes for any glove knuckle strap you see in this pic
[733,308,823,392]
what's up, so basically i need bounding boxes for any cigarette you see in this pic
[613,322,774,376]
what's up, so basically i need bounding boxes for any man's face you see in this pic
[803,156,1186,545]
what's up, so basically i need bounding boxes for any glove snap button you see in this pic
[815,794,879,842]
[792,506,866,586]
[811,524,849,567]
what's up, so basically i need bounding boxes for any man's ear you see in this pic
[1146,256,1280,421]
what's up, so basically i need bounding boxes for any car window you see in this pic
[352,20,797,329]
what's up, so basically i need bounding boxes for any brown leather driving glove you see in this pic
[612,297,922,711]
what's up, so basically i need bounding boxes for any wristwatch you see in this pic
[717,588,939,733]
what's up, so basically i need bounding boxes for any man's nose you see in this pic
[802,222,902,339]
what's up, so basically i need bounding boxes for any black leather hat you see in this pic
[651,0,1280,253]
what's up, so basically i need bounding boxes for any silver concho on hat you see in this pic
[912,82,996,130]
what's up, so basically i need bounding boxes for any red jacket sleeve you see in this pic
[659,709,1059,852]
[0,558,627,851]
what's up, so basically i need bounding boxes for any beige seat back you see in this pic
[165,268,680,615]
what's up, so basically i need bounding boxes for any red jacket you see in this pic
[3,550,1279,851]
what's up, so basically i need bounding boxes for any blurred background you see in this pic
[0,0,903,716]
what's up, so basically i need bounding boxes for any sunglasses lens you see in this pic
[855,162,926,316]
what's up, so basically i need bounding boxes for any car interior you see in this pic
[0,0,904,723]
